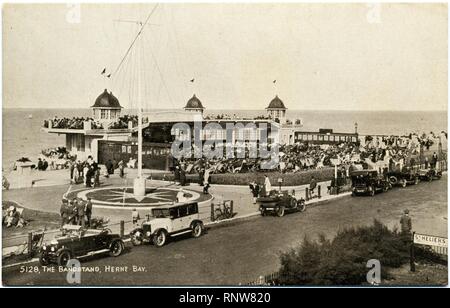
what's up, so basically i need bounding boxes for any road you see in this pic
[2,175,447,286]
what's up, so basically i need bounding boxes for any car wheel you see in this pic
[131,233,143,246]
[369,187,375,196]
[260,210,266,216]
[297,200,306,212]
[153,230,167,247]
[276,206,285,217]
[57,250,72,267]
[428,176,433,182]
[109,240,124,257]
[401,180,407,188]
[414,177,419,185]
[388,176,398,186]
[191,222,203,238]
[39,253,50,266]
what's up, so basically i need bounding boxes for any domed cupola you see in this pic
[91,89,122,123]
[184,94,205,114]
[266,95,287,124]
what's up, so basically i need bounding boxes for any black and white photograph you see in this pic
[0,1,448,290]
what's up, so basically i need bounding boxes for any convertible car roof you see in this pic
[350,170,378,176]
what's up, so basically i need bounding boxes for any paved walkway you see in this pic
[2,168,350,250]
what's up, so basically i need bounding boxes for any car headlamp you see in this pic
[42,246,47,251]
[50,247,55,252]
[146,231,151,237]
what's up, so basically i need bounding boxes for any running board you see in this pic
[170,230,192,237]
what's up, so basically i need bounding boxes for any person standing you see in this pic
[67,199,76,225]
[264,175,272,195]
[400,209,412,244]
[432,152,438,169]
[118,160,125,178]
[174,165,180,184]
[60,199,69,227]
[180,167,186,186]
[85,198,93,227]
[76,198,86,227]
[132,208,140,226]
[249,181,260,204]
[309,176,317,197]
[69,160,75,183]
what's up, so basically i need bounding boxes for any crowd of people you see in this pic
[172,131,445,177]
[59,197,93,228]
[2,206,27,228]
[43,116,104,130]
[68,156,102,187]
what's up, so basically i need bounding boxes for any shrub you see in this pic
[278,220,411,285]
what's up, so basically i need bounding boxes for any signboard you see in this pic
[413,233,448,248]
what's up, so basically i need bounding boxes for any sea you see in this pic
[1,108,447,171]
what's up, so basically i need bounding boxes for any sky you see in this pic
[2,3,448,111]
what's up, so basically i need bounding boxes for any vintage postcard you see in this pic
[1,2,448,291]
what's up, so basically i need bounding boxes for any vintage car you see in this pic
[386,169,419,187]
[350,170,391,196]
[130,202,204,247]
[418,168,442,182]
[39,225,125,266]
[257,190,306,217]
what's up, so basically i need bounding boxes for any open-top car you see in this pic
[39,225,124,266]
[350,170,391,196]
[387,169,419,187]
[418,168,442,182]
[257,190,306,217]
[130,202,204,247]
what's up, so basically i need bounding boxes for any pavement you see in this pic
[2,174,447,286]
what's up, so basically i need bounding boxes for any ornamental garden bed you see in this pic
[149,167,335,186]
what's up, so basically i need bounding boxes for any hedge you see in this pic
[149,167,335,186]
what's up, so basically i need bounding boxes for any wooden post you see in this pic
[230,200,234,216]
[305,188,309,201]
[120,220,125,238]
[28,232,33,258]
[410,232,416,272]
[318,185,321,199]
[211,203,215,221]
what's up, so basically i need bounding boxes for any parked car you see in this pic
[39,225,124,266]
[350,170,391,196]
[130,202,204,247]
[418,168,442,182]
[387,169,419,187]
[257,190,306,217]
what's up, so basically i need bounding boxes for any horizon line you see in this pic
[2,107,448,113]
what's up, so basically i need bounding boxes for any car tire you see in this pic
[57,250,72,267]
[153,230,167,247]
[276,206,285,217]
[297,200,306,212]
[369,187,375,196]
[131,234,143,246]
[39,253,50,266]
[401,180,407,188]
[191,222,203,238]
[388,176,398,186]
[260,210,266,216]
[414,177,419,185]
[109,240,125,257]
